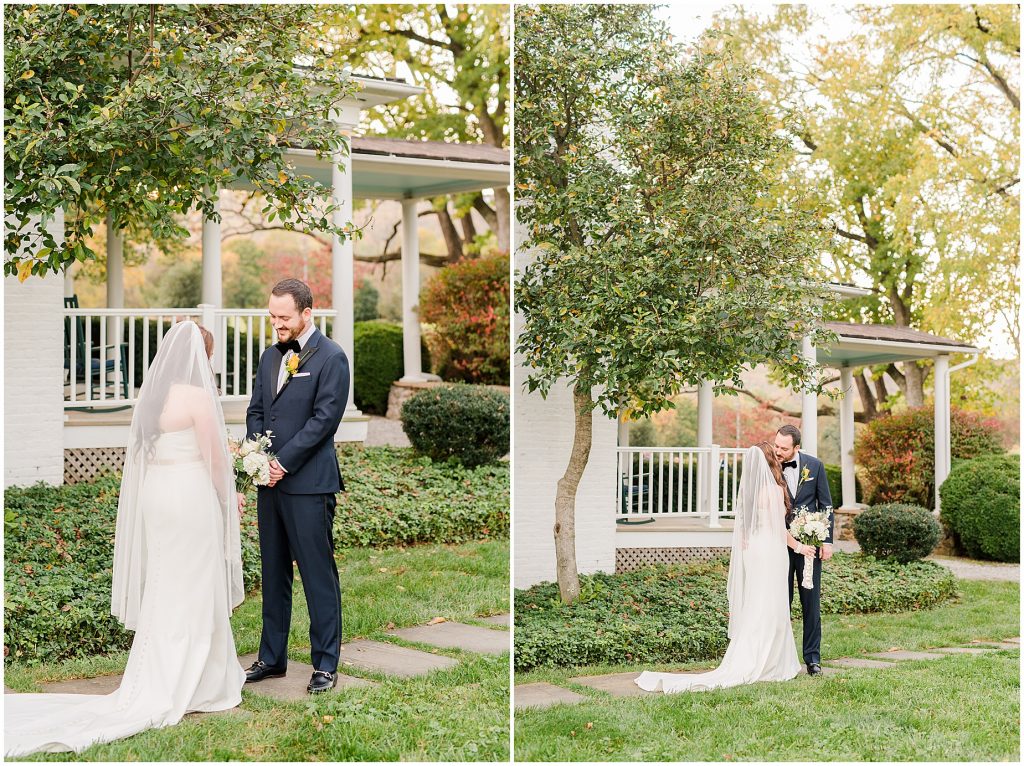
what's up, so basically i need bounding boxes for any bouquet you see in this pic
[228,431,277,494]
[789,505,833,589]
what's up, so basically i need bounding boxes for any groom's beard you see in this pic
[275,321,308,343]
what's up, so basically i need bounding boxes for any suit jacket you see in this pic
[783,451,834,545]
[245,327,349,495]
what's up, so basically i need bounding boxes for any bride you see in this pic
[5,321,246,757]
[635,442,812,693]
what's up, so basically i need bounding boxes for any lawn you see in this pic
[5,540,510,762]
[513,579,1019,762]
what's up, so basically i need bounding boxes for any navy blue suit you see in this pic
[783,451,833,666]
[246,327,349,673]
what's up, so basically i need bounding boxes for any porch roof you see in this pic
[818,321,980,367]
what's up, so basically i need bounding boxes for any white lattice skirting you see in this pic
[615,546,731,573]
[64,448,127,485]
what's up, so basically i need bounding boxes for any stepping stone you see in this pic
[41,674,123,695]
[1002,637,1020,644]
[969,641,1020,650]
[238,654,376,701]
[3,686,14,694]
[478,614,511,627]
[865,650,945,661]
[797,664,840,677]
[568,671,656,697]
[515,682,586,709]
[339,640,458,677]
[932,647,998,655]
[387,622,510,654]
[826,657,899,669]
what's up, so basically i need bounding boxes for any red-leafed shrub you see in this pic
[855,407,1004,508]
[419,251,510,385]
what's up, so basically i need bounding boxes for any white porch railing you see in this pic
[63,304,337,407]
[616,446,746,527]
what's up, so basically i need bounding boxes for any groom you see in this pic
[774,424,833,677]
[244,278,350,694]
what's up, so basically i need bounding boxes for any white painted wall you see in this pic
[5,211,66,487]
[513,212,618,589]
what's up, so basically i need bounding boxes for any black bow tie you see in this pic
[275,339,301,355]
[782,460,797,469]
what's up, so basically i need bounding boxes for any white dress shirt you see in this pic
[782,451,800,498]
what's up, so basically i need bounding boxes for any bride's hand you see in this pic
[236,492,246,519]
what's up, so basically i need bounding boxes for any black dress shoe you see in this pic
[807,663,823,676]
[245,659,286,683]
[307,670,338,694]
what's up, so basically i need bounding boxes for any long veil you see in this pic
[110,321,244,629]
[726,445,787,639]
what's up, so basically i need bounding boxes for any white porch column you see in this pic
[839,366,856,508]
[201,192,222,308]
[105,214,124,310]
[697,380,714,517]
[331,147,357,413]
[617,412,631,447]
[63,264,75,298]
[399,197,424,381]
[801,335,818,456]
[934,354,950,513]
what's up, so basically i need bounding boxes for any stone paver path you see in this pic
[833,542,1020,582]
[388,621,509,654]
[480,614,511,627]
[515,637,1020,708]
[515,682,587,709]
[9,612,510,706]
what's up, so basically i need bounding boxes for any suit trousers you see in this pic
[256,488,341,673]
[787,547,822,665]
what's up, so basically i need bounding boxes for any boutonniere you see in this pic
[798,466,811,486]
[283,346,318,383]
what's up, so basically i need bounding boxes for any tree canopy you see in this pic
[5,4,357,280]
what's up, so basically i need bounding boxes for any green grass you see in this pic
[514,580,1019,762]
[5,540,510,762]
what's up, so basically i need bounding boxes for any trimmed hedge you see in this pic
[514,553,959,671]
[352,321,430,415]
[852,503,942,563]
[824,463,862,505]
[401,384,510,467]
[940,454,1020,562]
[5,446,508,665]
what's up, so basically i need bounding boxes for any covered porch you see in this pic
[614,320,980,560]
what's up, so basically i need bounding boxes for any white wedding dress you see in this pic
[636,446,800,693]
[5,323,245,757]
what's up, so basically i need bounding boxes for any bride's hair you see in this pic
[755,441,790,511]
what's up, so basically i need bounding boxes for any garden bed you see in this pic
[514,553,959,672]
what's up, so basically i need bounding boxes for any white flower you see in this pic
[243,451,267,477]
[239,439,257,457]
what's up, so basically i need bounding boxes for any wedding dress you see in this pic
[636,446,800,693]
[5,322,245,757]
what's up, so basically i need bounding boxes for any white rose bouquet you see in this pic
[228,431,277,493]
[790,505,833,589]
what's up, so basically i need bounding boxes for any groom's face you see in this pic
[268,293,311,343]
[773,433,798,462]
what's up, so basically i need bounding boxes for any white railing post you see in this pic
[709,443,722,528]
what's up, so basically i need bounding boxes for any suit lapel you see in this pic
[271,329,322,404]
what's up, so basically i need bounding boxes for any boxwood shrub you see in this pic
[940,454,1020,562]
[852,503,942,563]
[514,554,958,671]
[353,321,430,415]
[401,384,510,467]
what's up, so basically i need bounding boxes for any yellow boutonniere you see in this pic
[799,466,811,485]
[284,352,300,378]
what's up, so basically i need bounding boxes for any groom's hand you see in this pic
[820,543,834,562]
[267,459,285,486]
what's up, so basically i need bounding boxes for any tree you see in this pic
[327,4,510,254]
[5,4,357,280]
[515,4,836,603]
[709,5,1020,413]
[223,240,269,309]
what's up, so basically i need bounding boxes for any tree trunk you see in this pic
[435,203,464,263]
[554,385,593,604]
[492,187,511,252]
[904,360,925,406]
[460,211,477,248]
[854,370,879,421]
